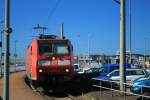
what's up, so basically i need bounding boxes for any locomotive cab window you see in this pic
[54,44,69,55]
[39,41,53,56]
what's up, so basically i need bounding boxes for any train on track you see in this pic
[25,34,74,88]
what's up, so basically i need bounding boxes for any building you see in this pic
[74,51,150,67]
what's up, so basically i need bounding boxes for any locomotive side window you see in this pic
[54,44,69,55]
[39,41,53,56]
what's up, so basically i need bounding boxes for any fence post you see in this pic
[124,83,126,100]
[100,80,102,97]
[111,81,113,97]
[141,87,143,100]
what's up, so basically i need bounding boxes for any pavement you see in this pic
[0,66,139,100]
[0,71,46,100]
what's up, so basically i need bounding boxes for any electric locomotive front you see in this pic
[26,34,74,83]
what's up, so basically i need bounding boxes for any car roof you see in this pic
[107,68,147,76]
[103,64,130,67]
[74,64,79,65]
[112,69,144,72]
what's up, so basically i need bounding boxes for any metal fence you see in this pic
[91,78,150,100]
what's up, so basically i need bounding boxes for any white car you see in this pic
[73,64,90,74]
[107,69,148,83]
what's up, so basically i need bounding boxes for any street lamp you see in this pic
[14,40,17,71]
[144,37,147,64]
[113,0,126,91]
[129,0,132,65]
[88,33,91,65]
[0,20,4,77]
[0,30,4,77]
[3,0,12,99]
[77,35,80,64]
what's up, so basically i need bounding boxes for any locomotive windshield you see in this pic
[38,40,70,56]
[39,41,53,55]
[54,44,69,55]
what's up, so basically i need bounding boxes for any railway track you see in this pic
[34,87,80,100]
[24,77,79,100]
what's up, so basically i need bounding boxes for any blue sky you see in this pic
[0,0,150,59]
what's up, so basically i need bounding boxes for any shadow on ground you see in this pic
[45,78,101,98]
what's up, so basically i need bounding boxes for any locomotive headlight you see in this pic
[39,69,43,73]
[65,69,69,72]
[38,60,50,66]
[52,56,56,60]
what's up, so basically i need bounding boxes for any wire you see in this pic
[48,0,62,20]
[113,0,120,4]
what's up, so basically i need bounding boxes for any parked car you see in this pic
[73,64,88,74]
[74,64,80,72]
[91,69,148,87]
[85,67,102,74]
[131,77,150,99]
[83,67,102,79]
[108,69,148,83]
[99,64,131,76]
[89,64,130,87]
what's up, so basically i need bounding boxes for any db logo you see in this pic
[52,61,58,65]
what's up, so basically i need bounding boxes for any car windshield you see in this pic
[101,65,120,74]
[109,71,119,76]
[98,67,106,73]
[100,67,107,73]
[79,68,84,72]
[74,65,79,69]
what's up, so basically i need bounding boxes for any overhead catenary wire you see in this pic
[47,0,62,20]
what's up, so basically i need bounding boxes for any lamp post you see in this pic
[114,0,126,92]
[144,37,147,65]
[0,30,3,77]
[120,0,126,92]
[88,34,90,65]
[77,35,80,64]
[0,20,4,77]
[3,0,12,99]
[129,0,132,64]
[14,40,17,71]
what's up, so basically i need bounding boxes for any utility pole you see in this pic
[0,21,4,77]
[120,0,126,92]
[14,40,17,71]
[144,37,146,65]
[0,30,4,77]
[77,35,80,64]
[3,0,12,100]
[129,0,132,65]
[88,34,90,65]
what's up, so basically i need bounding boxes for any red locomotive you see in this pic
[25,34,74,87]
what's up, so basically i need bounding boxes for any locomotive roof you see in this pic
[38,34,59,39]
[35,34,69,41]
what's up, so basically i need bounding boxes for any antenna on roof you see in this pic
[60,23,65,39]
